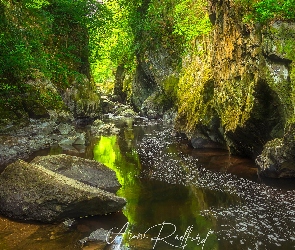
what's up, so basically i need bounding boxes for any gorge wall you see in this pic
[125,0,295,178]
[2,0,295,178]
[0,0,101,133]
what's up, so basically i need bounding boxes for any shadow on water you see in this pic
[0,118,295,249]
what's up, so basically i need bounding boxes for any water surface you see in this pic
[0,118,295,250]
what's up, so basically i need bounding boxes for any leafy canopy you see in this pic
[235,0,295,23]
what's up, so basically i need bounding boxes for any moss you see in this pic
[264,22,295,125]
[215,77,255,131]
[0,106,28,131]
[176,52,213,132]
[163,75,179,100]
[177,50,256,133]
[159,75,179,109]
[265,66,293,118]
[122,69,136,102]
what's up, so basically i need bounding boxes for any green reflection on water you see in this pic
[93,134,141,227]
[93,130,218,249]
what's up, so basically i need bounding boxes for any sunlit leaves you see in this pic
[25,0,49,9]
[173,0,212,43]
[235,0,295,23]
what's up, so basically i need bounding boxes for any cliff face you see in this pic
[206,0,295,177]
[129,0,295,177]
[0,1,100,132]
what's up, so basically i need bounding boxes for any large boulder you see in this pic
[31,154,121,193]
[256,126,295,178]
[0,160,126,222]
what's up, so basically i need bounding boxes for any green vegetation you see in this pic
[0,0,213,116]
[0,0,107,121]
[90,0,211,95]
[1,0,295,132]
[177,53,213,132]
[263,22,295,124]
[236,0,295,23]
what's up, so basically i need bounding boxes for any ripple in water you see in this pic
[137,127,295,249]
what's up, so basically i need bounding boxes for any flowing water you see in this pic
[0,118,295,250]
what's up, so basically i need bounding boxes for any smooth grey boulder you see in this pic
[31,154,121,193]
[0,160,126,222]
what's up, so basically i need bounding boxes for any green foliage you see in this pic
[90,0,136,90]
[25,0,49,9]
[173,0,212,44]
[90,0,212,94]
[0,0,108,114]
[236,0,295,23]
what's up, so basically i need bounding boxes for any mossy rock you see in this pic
[225,80,285,158]
[0,102,29,133]
[256,125,295,178]
[22,98,50,119]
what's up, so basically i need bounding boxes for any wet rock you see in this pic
[141,91,164,119]
[262,21,295,63]
[256,126,295,178]
[63,218,76,227]
[163,109,177,124]
[79,228,109,245]
[58,132,86,146]
[57,123,74,135]
[101,96,116,114]
[0,117,89,166]
[117,108,137,118]
[48,110,74,124]
[62,76,100,119]
[91,121,120,136]
[0,160,126,222]
[31,154,121,193]
[74,133,86,145]
[191,136,224,149]
[131,62,157,112]
[59,137,77,146]
[223,80,285,159]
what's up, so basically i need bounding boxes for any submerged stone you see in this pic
[79,228,109,245]
[31,154,121,193]
[0,160,126,222]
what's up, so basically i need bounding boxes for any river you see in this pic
[0,117,295,250]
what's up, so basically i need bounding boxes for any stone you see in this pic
[57,123,74,135]
[79,228,109,245]
[191,136,224,149]
[141,91,164,119]
[74,133,86,145]
[63,76,101,119]
[256,127,295,178]
[91,123,120,136]
[0,160,126,222]
[59,137,76,146]
[31,154,121,193]
[118,108,137,118]
[93,119,104,127]
[58,133,86,146]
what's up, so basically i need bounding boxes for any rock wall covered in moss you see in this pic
[127,0,295,177]
[0,0,100,132]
